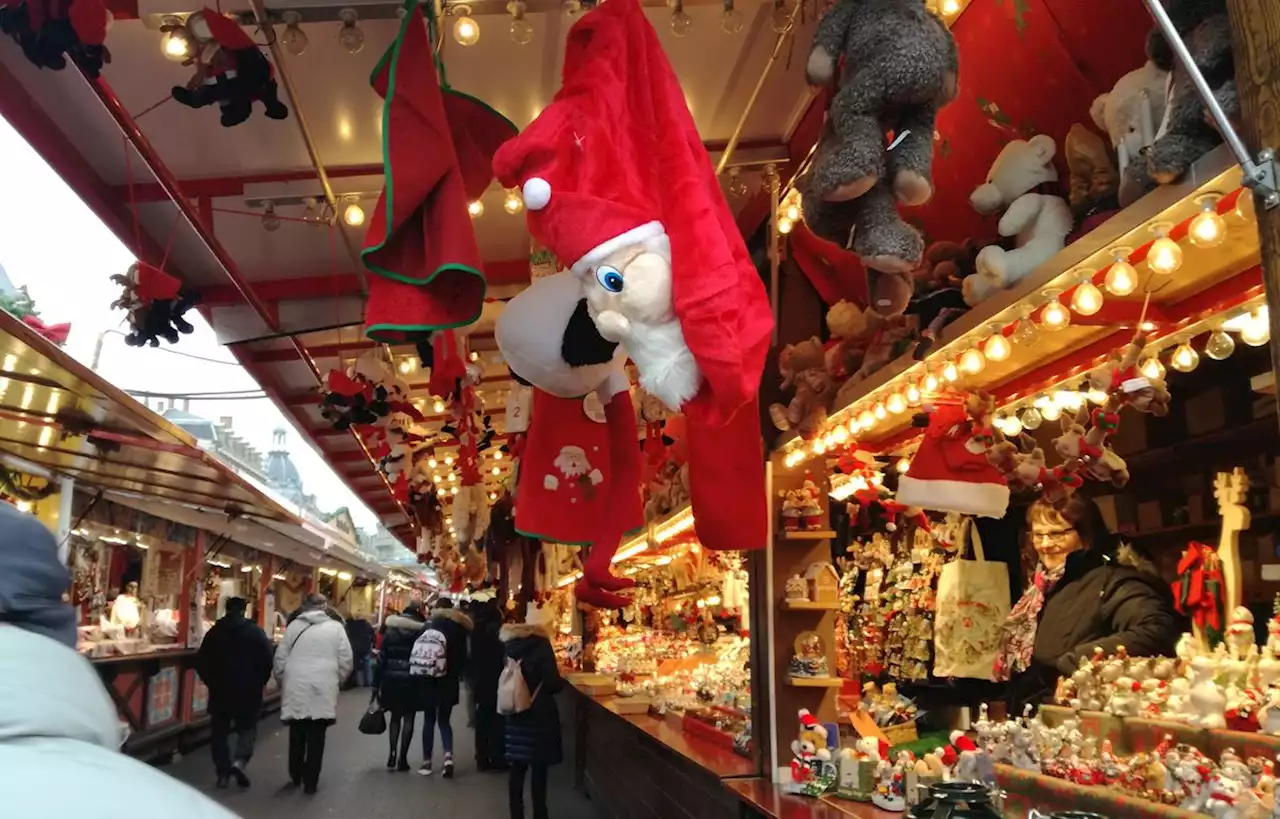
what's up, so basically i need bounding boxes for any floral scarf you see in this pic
[994,563,1065,681]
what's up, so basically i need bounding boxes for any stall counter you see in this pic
[567,683,755,819]
[725,779,903,818]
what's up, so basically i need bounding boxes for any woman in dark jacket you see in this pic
[376,603,425,771]
[419,601,472,778]
[996,495,1185,710]
[467,597,507,771]
[501,622,564,819]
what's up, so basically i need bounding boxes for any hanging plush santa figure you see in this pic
[493,0,772,555]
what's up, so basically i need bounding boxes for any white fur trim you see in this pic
[570,222,667,275]
[895,475,1010,520]
[523,177,552,211]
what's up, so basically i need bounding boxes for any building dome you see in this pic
[265,426,304,497]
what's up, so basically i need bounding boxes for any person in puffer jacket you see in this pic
[376,601,426,771]
[0,503,237,819]
[418,599,472,778]
[501,620,564,819]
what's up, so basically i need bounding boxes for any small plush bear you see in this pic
[797,0,959,317]
[963,135,1073,306]
[1119,0,1235,206]
[1089,61,1169,179]
[769,336,836,437]
[823,299,867,380]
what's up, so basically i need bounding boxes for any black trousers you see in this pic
[509,761,549,819]
[475,699,505,767]
[210,710,258,775]
[287,719,329,790]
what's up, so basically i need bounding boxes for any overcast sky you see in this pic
[0,116,380,531]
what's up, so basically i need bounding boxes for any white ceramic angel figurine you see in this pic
[1141,678,1170,715]
[1151,655,1178,681]
[1127,655,1153,683]
[1261,685,1280,735]
[1177,631,1202,671]
[1189,649,1229,729]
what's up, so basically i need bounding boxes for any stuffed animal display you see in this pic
[169,9,288,128]
[110,262,200,347]
[1090,61,1169,181]
[1120,0,1235,206]
[0,0,111,77]
[964,135,1073,306]
[1065,124,1120,236]
[797,0,958,317]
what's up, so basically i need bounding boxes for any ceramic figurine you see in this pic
[1099,740,1124,787]
[1261,685,1280,735]
[1220,748,1253,785]
[1152,655,1178,681]
[871,746,907,812]
[1177,631,1202,670]
[1099,646,1128,686]
[1108,676,1142,715]
[798,479,824,530]
[780,489,804,531]
[785,573,811,602]
[1259,638,1280,692]
[1224,607,1260,689]
[1190,650,1229,729]
[1267,616,1280,656]
[1167,674,1193,720]
[1071,655,1102,711]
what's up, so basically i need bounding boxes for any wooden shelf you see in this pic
[786,676,845,688]
[779,530,837,541]
[783,599,840,611]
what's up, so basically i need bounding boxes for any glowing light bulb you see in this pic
[1104,251,1138,296]
[448,473,457,483]
[776,216,795,234]
[1188,196,1226,249]
[670,6,692,36]
[959,347,985,375]
[1057,390,1084,411]
[983,331,1011,363]
[433,399,445,413]
[1040,402,1062,422]
[812,438,827,455]
[1086,389,1109,405]
[468,199,484,218]
[942,362,959,382]
[1241,307,1271,347]
[1039,291,1070,331]
[833,425,850,444]
[1021,407,1043,430]
[492,466,501,475]
[451,486,459,496]
[427,458,438,468]
[784,203,801,222]
[1071,279,1104,316]
[444,456,454,466]
[494,450,503,460]
[924,372,939,392]
[847,417,861,436]
[1003,414,1024,437]
[1204,327,1236,361]
[343,201,365,227]
[905,383,922,406]
[503,190,524,214]
[453,13,480,46]
[1140,356,1166,381]
[858,409,876,429]
[1147,227,1183,276]
[886,392,907,414]
[873,402,887,421]
[1012,310,1040,346]
[896,457,910,474]
[161,17,193,61]
[1170,341,1199,373]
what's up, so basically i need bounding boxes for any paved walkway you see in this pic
[160,689,602,819]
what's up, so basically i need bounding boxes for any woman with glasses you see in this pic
[995,495,1183,708]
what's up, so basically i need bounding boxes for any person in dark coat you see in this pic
[467,596,507,771]
[376,602,426,771]
[501,621,564,819]
[344,615,375,689]
[418,600,472,778]
[997,495,1184,710]
[195,597,274,789]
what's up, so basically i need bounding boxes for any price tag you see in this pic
[506,385,533,433]
[1121,376,1151,393]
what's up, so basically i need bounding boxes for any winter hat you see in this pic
[798,708,828,740]
[950,731,977,753]
[0,503,76,648]
[896,402,1010,519]
[492,0,771,553]
[940,746,958,767]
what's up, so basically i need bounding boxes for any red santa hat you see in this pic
[940,746,958,767]
[798,709,828,739]
[896,402,1010,519]
[492,0,771,553]
[950,732,977,753]
[194,7,257,51]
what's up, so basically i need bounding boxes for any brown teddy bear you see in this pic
[1065,123,1120,242]
[823,299,868,380]
[770,337,838,438]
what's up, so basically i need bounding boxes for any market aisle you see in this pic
[159,690,603,819]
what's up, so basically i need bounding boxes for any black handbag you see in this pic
[358,697,386,735]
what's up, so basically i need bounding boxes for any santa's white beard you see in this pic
[624,319,701,413]
[556,458,589,478]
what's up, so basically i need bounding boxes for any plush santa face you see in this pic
[554,446,592,478]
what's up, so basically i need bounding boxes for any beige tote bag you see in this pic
[932,520,1010,681]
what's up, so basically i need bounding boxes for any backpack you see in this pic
[409,628,448,677]
[497,656,538,716]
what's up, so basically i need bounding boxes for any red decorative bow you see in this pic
[21,315,71,346]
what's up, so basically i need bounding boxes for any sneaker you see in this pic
[230,762,250,789]
[418,762,433,777]
[442,756,454,779]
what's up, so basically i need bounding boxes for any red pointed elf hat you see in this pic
[362,4,488,342]
[493,98,666,276]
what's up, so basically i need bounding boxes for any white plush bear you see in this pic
[1090,61,1169,176]
[963,135,1073,306]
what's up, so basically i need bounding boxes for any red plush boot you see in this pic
[581,387,641,592]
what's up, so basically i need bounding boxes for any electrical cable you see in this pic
[125,390,269,401]
[100,329,242,365]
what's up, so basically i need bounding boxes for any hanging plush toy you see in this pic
[169,9,288,128]
[492,0,771,557]
[110,262,199,347]
[0,0,111,77]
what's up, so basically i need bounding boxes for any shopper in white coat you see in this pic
[0,503,236,819]
[273,593,353,794]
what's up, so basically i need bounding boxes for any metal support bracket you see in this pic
[1242,148,1280,210]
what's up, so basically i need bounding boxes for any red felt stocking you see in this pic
[581,388,641,593]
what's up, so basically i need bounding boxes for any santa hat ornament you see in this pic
[896,402,1010,519]
[950,731,977,754]
[492,0,772,554]
[798,709,827,740]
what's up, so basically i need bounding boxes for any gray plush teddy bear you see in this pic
[798,0,958,318]
[1119,0,1236,206]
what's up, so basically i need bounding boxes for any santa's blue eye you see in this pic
[595,266,624,293]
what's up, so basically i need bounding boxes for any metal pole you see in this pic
[1141,0,1251,168]
[766,165,781,346]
